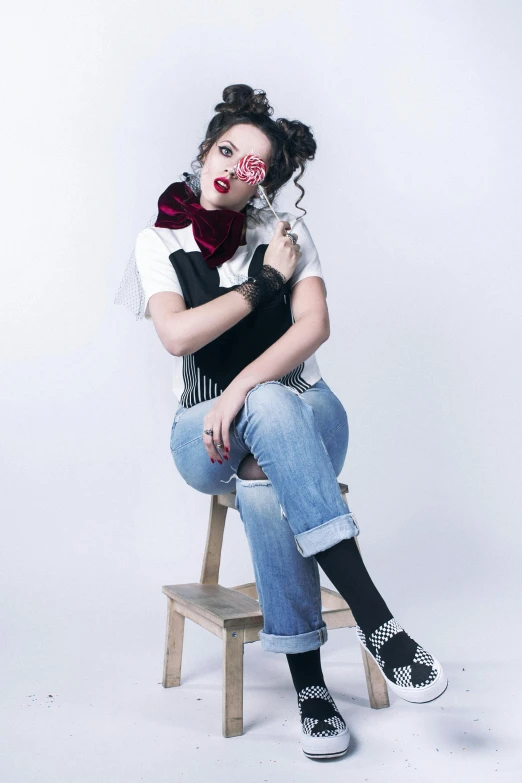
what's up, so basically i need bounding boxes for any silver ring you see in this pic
[203,428,213,435]
[214,442,224,448]
[286,232,297,244]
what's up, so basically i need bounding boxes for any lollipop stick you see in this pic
[257,184,297,239]
[257,184,280,221]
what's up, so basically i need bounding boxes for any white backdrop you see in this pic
[2,1,521,780]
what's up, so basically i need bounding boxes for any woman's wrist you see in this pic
[260,264,287,284]
[228,375,257,397]
[234,264,287,310]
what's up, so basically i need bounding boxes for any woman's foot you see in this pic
[297,685,350,759]
[356,617,448,703]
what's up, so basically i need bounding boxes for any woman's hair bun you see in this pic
[196,84,317,223]
[276,118,316,161]
[215,84,274,117]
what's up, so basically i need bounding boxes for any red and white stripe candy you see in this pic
[235,153,266,186]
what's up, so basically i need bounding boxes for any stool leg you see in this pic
[360,646,390,709]
[163,597,185,688]
[222,629,244,737]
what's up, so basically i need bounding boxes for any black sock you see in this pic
[286,647,325,693]
[314,537,418,669]
[286,648,346,735]
[314,537,393,632]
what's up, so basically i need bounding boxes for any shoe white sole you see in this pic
[301,725,350,759]
[359,640,449,703]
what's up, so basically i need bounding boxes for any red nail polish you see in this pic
[225,447,229,453]
[210,458,215,463]
[218,460,223,464]
[224,455,229,460]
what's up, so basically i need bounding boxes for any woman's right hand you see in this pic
[263,220,301,282]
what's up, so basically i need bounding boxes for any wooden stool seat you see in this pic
[163,582,264,641]
[162,482,389,737]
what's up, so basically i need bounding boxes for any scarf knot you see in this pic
[154,181,246,268]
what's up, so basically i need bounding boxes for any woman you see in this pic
[116,84,448,760]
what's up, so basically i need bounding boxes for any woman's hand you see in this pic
[264,220,301,282]
[202,380,251,462]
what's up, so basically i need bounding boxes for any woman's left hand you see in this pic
[202,381,251,462]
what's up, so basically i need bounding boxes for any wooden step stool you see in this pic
[162,481,389,737]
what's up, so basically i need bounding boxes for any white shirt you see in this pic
[134,210,327,406]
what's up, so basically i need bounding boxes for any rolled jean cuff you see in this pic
[259,623,328,653]
[294,512,360,558]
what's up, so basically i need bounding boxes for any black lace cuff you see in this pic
[235,265,287,310]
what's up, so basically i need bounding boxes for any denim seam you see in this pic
[322,416,348,447]
[173,404,188,423]
[171,434,204,454]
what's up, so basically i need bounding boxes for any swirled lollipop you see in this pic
[234,152,298,242]
[235,152,266,186]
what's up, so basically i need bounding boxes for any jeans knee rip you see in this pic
[238,478,272,488]
[244,380,299,421]
[220,470,272,488]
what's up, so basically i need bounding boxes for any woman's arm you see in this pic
[230,276,329,394]
[147,221,306,356]
[197,275,329,459]
[148,288,253,356]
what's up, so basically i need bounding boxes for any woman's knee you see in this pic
[245,381,306,424]
[170,440,227,495]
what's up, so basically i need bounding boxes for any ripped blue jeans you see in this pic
[169,378,359,654]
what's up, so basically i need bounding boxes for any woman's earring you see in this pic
[182,170,202,197]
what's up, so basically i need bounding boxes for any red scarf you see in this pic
[154,181,246,269]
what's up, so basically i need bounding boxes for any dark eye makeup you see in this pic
[217,144,268,173]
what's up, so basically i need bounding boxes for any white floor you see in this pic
[3,620,520,783]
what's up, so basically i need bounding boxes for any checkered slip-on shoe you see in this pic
[297,685,350,759]
[356,618,448,703]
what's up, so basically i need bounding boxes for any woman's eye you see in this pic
[219,146,232,157]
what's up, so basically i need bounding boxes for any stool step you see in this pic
[162,583,263,629]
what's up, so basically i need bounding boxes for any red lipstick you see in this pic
[214,177,230,193]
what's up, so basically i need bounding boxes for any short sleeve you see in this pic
[287,219,327,298]
[134,228,184,319]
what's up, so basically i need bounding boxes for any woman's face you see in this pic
[199,123,272,212]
